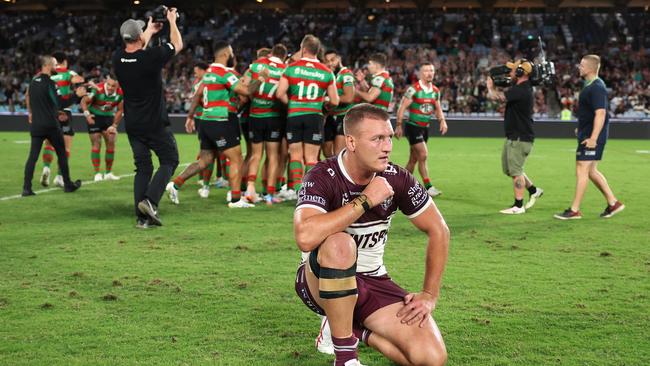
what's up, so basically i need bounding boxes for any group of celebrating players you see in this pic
[164,33,448,208]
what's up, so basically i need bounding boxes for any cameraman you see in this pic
[487,59,544,214]
[112,7,183,228]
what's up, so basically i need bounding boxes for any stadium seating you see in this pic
[0,9,648,118]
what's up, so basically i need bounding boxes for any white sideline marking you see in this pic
[0,163,190,202]
[636,150,650,154]
[14,140,30,144]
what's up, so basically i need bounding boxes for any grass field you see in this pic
[0,131,648,365]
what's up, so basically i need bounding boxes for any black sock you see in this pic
[527,185,537,195]
[514,199,523,208]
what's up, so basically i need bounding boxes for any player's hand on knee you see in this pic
[363,176,394,208]
[397,292,436,328]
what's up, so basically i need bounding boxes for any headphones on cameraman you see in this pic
[515,59,530,77]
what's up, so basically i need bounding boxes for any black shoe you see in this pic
[64,180,82,193]
[135,217,151,229]
[21,189,36,197]
[137,199,162,226]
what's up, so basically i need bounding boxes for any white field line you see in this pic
[1,163,190,201]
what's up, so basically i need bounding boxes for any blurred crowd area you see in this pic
[1,8,649,119]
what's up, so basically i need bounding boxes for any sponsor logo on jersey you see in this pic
[120,58,137,63]
[408,184,427,207]
[296,68,326,80]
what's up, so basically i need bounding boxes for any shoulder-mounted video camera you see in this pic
[489,36,556,88]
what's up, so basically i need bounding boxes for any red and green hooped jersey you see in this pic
[330,67,355,116]
[282,58,335,118]
[246,56,286,118]
[88,83,123,117]
[51,67,78,100]
[370,71,394,111]
[201,63,240,122]
[404,81,441,127]
[191,77,203,118]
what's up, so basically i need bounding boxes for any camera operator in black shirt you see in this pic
[112,6,183,228]
[22,55,82,196]
[487,59,544,215]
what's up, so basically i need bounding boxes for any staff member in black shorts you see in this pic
[554,54,624,220]
[112,7,182,228]
[487,59,544,214]
[22,55,81,196]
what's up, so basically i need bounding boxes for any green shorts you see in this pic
[501,139,533,177]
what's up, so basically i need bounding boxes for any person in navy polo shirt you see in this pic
[554,54,624,220]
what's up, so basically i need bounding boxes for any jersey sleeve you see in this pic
[591,84,608,111]
[393,167,432,218]
[404,85,416,100]
[371,76,385,89]
[150,43,176,67]
[505,86,523,102]
[296,165,334,213]
[223,70,240,92]
[341,71,354,87]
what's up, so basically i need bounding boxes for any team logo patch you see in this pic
[420,104,434,114]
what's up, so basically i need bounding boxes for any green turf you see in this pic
[0,131,648,365]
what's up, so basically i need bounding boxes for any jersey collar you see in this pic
[268,56,283,64]
[418,80,433,93]
[337,149,376,185]
[373,70,388,78]
[210,62,226,68]
[301,57,320,63]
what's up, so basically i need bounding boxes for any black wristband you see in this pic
[361,200,371,212]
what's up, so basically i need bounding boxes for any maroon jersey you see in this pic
[296,150,432,276]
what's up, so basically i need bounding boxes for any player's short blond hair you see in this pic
[300,34,321,56]
[582,54,601,73]
[343,103,390,136]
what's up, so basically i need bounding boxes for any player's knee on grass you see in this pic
[405,336,447,366]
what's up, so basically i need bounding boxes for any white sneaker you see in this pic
[228,199,255,208]
[226,190,232,203]
[40,166,51,187]
[166,182,180,204]
[280,184,288,192]
[54,175,64,188]
[499,206,525,214]
[104,172,120,181]
[343,360,366,366]
[197,179,205,186]
[198,186,210,199]
[525,188,544,209]
[94,173,104,182]
[278,189,297,201]
[427,186,442,197]
[214,177,229,188]
[315,317,334,355]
